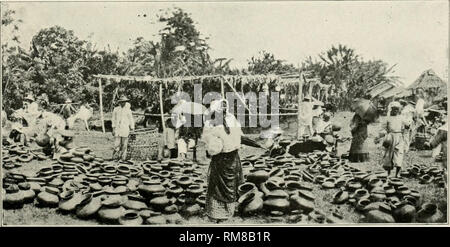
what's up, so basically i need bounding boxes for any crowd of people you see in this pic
[348,89,447,186]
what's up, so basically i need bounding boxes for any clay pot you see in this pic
[393,202,416,223]
[388,177,404,188]
[145,215,167,225]
[138,184,166,199]
[352,189,370,201]
[238,191,264,216]
[356,198,371,212]
[365,210,395,223]
[76,197,102,219]
[119,210,143,225]
[183,203,202,217]
[346,180,362,192]
[321,178,336,189]
[176,176,193,189]
[185,184,203,199]
[165,213,184,225]
[149,196,171,211]
[98,206,126,224]
[238,182,257,197]
[332,190,349,204]
[164,204,179,214]
[289,194,314,213]
[123,198,148,211]
[417,203,444,223]
[59,192,90,213]
[37,191,59,208]
[18,182,36,204]
[3,184,24,209]
[246,170,270,185]
[167,185,184,197]
[195,195,206,208]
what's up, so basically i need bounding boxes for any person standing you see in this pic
[425,122,447,189]
[298,96,314,138]
[111,96,135,161]
[60,98,76,128]
[348,113,370,162]
[415,89,427,133]
[381,102,407,178]
[400,100,415,152]
[202,99,243,222]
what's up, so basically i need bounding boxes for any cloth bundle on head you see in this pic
[209,99,228,113]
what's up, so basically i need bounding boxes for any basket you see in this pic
[126,128,161,161]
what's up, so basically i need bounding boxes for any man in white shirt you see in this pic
[112,96,135,161]
[298,96,314,138]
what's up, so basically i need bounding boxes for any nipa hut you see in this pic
[407,69,447,102]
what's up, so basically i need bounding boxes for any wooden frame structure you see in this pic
[93,73,320,140]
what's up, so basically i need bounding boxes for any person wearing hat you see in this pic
[111,96,135,161]
[59,98,77,127]
[379,102,408,178]
[202,99,243,222]
[298,95,314,138]
[400,99,416,152]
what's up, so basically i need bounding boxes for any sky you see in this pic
[3,1,449,86]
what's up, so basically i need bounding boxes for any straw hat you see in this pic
[209,99,228,113]
[65,98,72,104]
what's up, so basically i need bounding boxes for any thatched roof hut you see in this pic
[408,69,446,90]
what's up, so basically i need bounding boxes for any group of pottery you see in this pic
[2,143,47,169]
[240,148,444,224]
[400,163,446,187]
[238,150,347,224]
[2,145,210,225]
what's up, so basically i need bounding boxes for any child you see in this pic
[381,102,407,178]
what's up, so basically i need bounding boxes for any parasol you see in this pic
[171,101,207,115]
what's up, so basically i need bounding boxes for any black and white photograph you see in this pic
[0,0,448,226]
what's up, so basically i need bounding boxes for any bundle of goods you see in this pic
[352,99,379,124]
[2,147,211,225]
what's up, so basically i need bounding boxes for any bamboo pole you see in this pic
[221,77,225,99]
[297,72,303,139]
[222,76,249,111]
[159,83,166,146]
[98,78,105,133]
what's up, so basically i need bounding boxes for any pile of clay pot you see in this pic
[237,150,346,224]
[238,150,444,224]
[2,143,48,169]
[2,147,209,225]
[399,163,446,188]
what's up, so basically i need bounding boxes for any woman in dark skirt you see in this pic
[349,114,370,162]
[202,99,244,222]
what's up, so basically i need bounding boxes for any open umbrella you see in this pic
[171,101,207,115]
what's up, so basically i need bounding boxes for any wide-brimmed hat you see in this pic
[390,101,402,109]
[65,98,72,104]
[59,129,74,137]
[24,95,35,102]
[117,96,130,102]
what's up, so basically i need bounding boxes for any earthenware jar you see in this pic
[321,178,336,189]
[164,204,179,214]
[369,187,386,202]
[246,169,270,185]
[3,184,24,209]
[332,190,349,204]
[346,180,362,192]
[352,189,370,201]
[76,196,102,219]
[98,205,126,224]
[393,202,416,223]
[118,210,143,225]
[18,182,36,204]
[176,176,193,189]
[167,184,184,197]
[138,183,166,199]
[145,215,167,225]
[182,203,202,217]
[364,203,395,223]
[356,198,371,212]
[59,192,91,213]
[149,196,171,211]
[238,182,257,197]
[37,188,60,208]
[416,203,444,223]
[185,184,203,200]
[195,195,206,208]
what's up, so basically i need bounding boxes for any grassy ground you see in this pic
[2,112,447,225]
